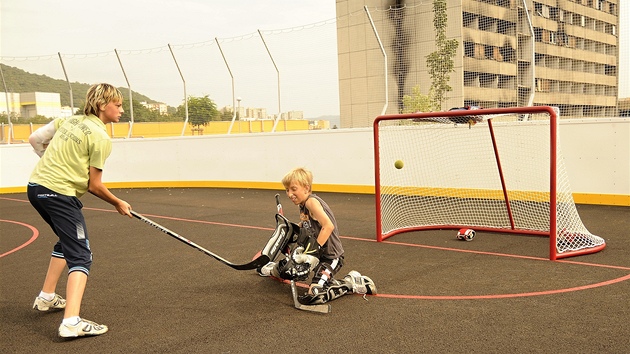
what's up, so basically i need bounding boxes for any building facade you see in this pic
[141,101,168,115]
[280,110,305,120]
[0,92,21,117]
[1,92,65,119]
[335,0,620,127]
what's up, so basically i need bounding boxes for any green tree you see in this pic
[425,0,458,110]
[120,99,162,122]
[176,95,219,128]
[220,109,234,121]
[0,112,19,123]
[14,115,52,124]
[402,86,436,113]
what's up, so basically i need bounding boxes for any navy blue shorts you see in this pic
[27,183,92,275]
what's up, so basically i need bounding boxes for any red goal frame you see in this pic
[373,106,605,260]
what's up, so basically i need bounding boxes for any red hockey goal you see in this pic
[373,106,605,260]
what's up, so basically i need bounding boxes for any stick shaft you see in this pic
[131,210,269,270]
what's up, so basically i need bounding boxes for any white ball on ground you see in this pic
[456,228,475,241]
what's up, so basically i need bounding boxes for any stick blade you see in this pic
[229,255,270,271]
[290,280,331,314]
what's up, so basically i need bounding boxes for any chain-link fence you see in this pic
[1,1,628,138]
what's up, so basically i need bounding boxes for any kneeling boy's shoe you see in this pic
[58,318,108,338]
[257,262,276,277]
[344,270,377,295]
[33,294,66,311]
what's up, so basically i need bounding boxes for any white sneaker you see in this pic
[58,318,108,338]
[344,270,377,295]
[33,294,66,311]
[257,262,276,277]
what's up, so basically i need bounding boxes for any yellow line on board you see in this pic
[0,183,627,206]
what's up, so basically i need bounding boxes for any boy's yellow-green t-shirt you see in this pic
[29,114,112,198]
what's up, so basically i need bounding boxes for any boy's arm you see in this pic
[29,120,57,157]
[305,198,334,246]
[88,166,132,217]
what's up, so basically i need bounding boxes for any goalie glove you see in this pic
[290,246,320,269]
[285,262,311,281]
[277,257,312,281]
[295,233,322,259]
[276,243,321,281]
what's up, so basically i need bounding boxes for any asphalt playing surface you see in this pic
[1,188,629,353]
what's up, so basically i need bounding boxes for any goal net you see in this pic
[373,106,605,260]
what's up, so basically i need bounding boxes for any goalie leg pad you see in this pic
[261,214,296,262]
[299,280,350,305]
[311,257,344,287]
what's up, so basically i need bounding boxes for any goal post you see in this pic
[373,106,605,260]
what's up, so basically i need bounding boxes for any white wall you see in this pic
[106,128,375,186]
[1,119,629,204]
[559,119,629,195]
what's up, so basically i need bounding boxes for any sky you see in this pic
[0,0,340,117]
[1,0,629,115]
[0,0,336,56]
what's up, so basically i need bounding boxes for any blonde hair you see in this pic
[83,83,123,116]
[282,167,313,192]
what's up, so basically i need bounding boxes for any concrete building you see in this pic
[18,92,62,118]
[310,120,331,130]
[1,92,63,119]
[335,0,620,127]
[280,110,305,120]
[141,101,168,115]
[246,107,268,119]
[0,92,21,117]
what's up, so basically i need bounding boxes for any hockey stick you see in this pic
[131,210,270,270]
[290,280,331,314]
[275,193,283,216]
[274,195,330,313]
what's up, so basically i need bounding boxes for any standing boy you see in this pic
[28,83,132,338]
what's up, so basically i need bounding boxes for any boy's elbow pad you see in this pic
[33,120,57,144]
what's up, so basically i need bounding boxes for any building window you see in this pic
[605,65,616,76]
[464,42,475,57]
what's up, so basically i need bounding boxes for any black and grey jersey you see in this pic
[299,194,344,259]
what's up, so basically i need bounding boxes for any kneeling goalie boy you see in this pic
[258,167,376,305]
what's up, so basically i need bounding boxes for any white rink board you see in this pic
[1,119,628,199]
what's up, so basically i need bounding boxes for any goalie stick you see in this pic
[274,194,331,313]
[275,193,283,215]
[131,210,270,271]
[290,280,331,314]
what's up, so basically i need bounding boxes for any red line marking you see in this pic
[0,219,39,258]
[341,235,630,300]
[0,197,30,203]
[2,196,628,299]
[372,273,630,300]
[342,235,630,271]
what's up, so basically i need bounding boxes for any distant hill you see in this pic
[0,64,155,109]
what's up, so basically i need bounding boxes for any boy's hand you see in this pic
[116,200,132,217]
